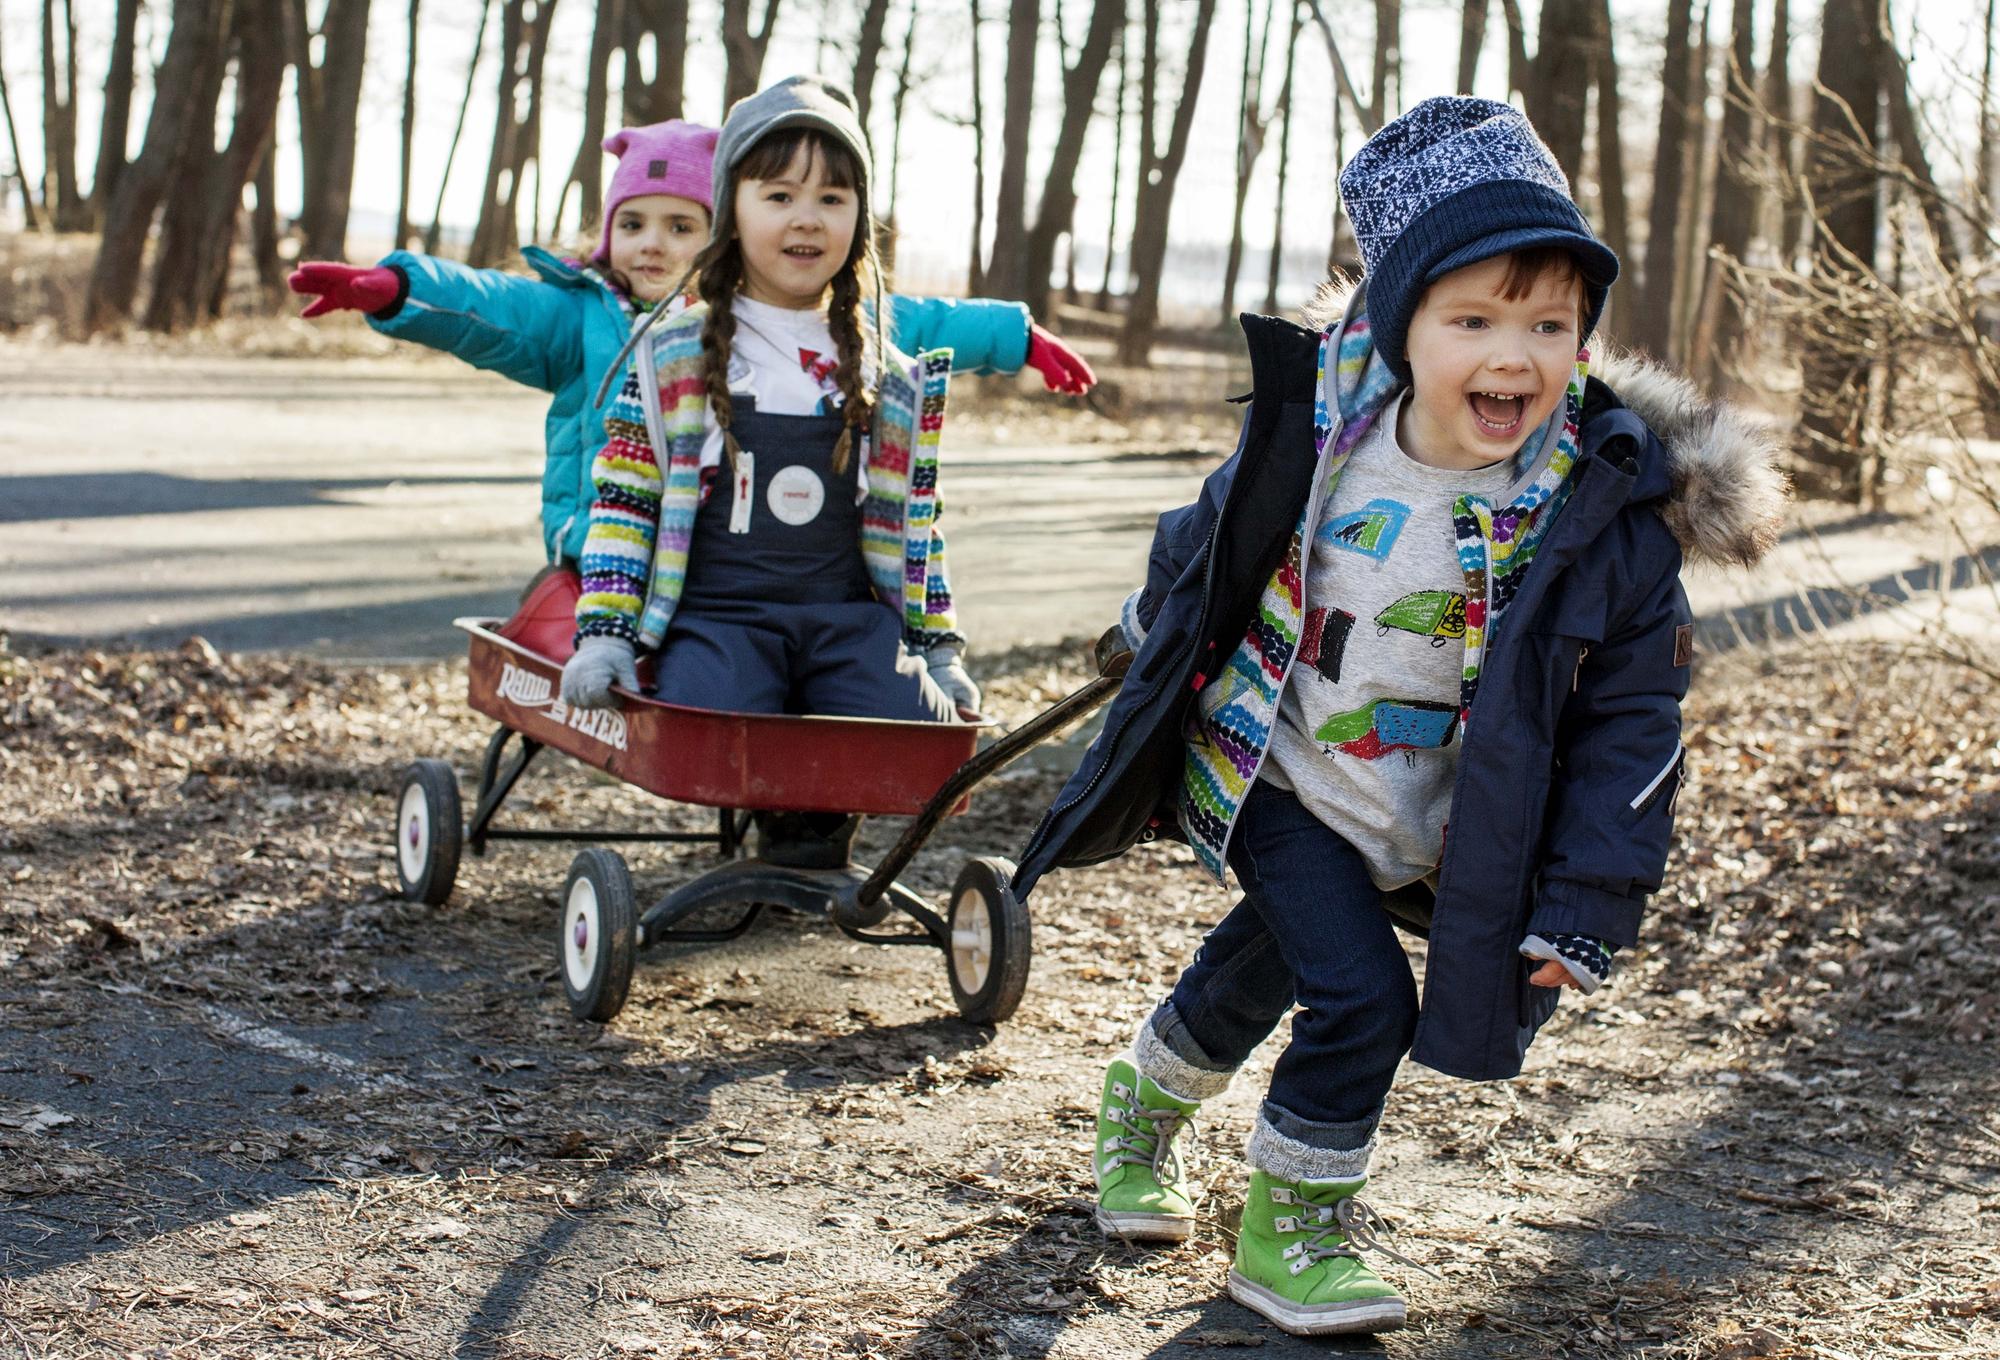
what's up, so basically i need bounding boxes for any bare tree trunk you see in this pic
[1877,3,1961,275]
[721,0,783,112]
[883,0,920,228]
[0,24,36,229]
[1457,0,1485,92]
[144,0,244,331]
[396,0,423,250]
[1022,0,1124,316]
[178,0,286,324]
[1672,0,1713,356]
[1980,0,1996,227]
[1368,0,1397,125]
[1221,0,1272,322]
[1098,22,1126,305]
[1526,0,1589,183]
[1633,0,1692,360]
[427,0,494,255]
[86,0,231,331]
[1797,0,1881,502]
[561,0,622,241]
[986,0,1039,298]
[1766,0,1802,267]
[471,0,560,267]
[1496,0,1528,100]
[90,0,141,224]
[1696,0,1757,381]
[298,0,375,261]
[853,0,893,126]
[40,0,86,228]
[1591,0,1627,289]
[624,0,688,123]
[251,144,283,291]
[1120,0,1219,364]
[1300,0,1376,133]
[967,0,988,294]
[1264,0,1300,314]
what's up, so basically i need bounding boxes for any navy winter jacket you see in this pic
[1015,311,1785,1081]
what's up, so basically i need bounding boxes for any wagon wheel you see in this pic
[946,857,1031,1024]
[393,760,463,906]
[560,849,638,1022]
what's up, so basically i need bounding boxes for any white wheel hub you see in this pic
[952,889,994,993]
[564,877,602,993]
[398,783,430,883]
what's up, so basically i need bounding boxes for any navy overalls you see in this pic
[647,400,953,722]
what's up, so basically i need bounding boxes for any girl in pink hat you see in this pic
[287,120,1095,571]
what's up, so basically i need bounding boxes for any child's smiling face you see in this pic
[607,193,709,303]
[732,140,860,311]
[1396,252,1584,471]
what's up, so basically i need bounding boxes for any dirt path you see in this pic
[2,636,1997,1358]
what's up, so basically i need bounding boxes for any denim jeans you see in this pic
[1162,779,1419,1150]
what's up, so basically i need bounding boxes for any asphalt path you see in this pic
[0,347,1217,660]
[8,344,1997,664]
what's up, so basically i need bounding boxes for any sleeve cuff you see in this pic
[1529,875,1645,949]
[369,264,412,322]
[1119,587,1150,651]
[1520,932,1613,995]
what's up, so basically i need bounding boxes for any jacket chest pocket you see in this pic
[1523,581,1609,735]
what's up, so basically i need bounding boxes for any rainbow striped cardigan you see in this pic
[575,302,961,652]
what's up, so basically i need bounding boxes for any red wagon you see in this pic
[390,570,1128,1025]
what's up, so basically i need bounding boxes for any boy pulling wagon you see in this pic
[1014,96,1787,1335]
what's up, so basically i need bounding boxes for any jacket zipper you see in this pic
[1019,493,1229,868]
[1572,643,1590,691]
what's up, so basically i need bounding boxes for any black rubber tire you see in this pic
[560,849,638,1022]
[945,856,1031,1024]
[392,760,463,906]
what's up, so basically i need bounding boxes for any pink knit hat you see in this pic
[593,119,720,262]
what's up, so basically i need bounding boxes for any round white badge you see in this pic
[766,465,826,526]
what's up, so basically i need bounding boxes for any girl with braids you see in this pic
[560,75,980,731]
[285,118,1093,573]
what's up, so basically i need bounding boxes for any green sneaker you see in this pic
[1092,1056,1199,1242]
[1227,1170,1409,1335]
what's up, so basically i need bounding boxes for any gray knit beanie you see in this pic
[710,74,875,241]
[1338,96,1619,379]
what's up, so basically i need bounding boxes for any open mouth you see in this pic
[1468,390,1529,437]
[783,245,825,262]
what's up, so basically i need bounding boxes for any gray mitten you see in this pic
[924,644,982,717]
[561,636,639,710]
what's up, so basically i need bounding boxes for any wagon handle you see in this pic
[855,626,1133,908]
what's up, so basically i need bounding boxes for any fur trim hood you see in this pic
[1301,279,1788,569]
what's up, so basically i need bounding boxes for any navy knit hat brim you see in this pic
[1367,179,1620,380]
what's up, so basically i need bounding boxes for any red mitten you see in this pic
[288,262,401,319]
[1025,322,1097,395]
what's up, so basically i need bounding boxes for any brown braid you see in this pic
[825,266,870,475]
[695,244,746,471]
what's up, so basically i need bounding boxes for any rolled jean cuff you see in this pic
[1246,1101,1378,1182]
[1132,999,1236,1102]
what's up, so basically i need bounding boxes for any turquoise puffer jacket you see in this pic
[369,246,1034,563]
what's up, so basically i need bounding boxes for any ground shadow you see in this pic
[0,471,536,524]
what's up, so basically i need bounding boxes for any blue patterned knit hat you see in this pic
[1339,96,1619,379]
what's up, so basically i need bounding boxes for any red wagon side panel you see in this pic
[459,620,980,816]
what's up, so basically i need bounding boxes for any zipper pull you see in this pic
[1572,643,1590,692]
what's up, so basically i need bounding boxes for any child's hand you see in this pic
[1025,323,1096,395]
[288,262,400,318]
[1528,960,1586,990]
[561,637,639,709]
[1520,932,1613,994]
[924,645,983,719]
